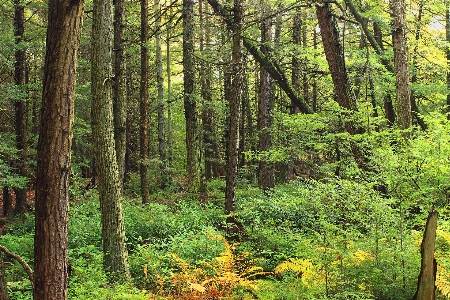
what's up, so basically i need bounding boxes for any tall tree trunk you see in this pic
[91,0,131,282]
[391,0,412,130]
[200,0,215,180]
[140,0,150,203]
[183,0,201,192]
[315,0,356,113]
[155,0,167,188]
[225,0,242,215]
[258,1,274,193]
[291,10,302,114]
[166,4,173,171]
[13,0,28,215]
[113,0,127,191]
[34,0,84,297]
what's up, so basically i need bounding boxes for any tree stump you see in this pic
[413,210,438,300]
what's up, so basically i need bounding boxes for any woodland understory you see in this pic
[1,0,450,299]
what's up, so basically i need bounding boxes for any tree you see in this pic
[113,0,127,190]
[183,0,201,192]
[34,0,84,297]
[91,0,131,282]
[155,0,167,188]
[140,0,150,204]
[391,0,412,130]
[315,0,356,113]
[225,0,242,216]
[258,0,274,193]
[13,0,28,215]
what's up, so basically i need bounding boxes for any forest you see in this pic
[1,0,450,298]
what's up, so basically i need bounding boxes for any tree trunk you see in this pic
[34,0,84,297]
[225,0,242,215]
[258,1,274,194]
[391,0,412,130]
[2,188,11,217]
[200,0,215,180]
[13,0,28,216]
[91,0,131,282]
[166,4,173,171]
[292,10,302,114]
[113,0,127,191]
[183,0,201,192]
[0,253,9,300]
[140,0,150,203]
[413,211,438,300]
[155,0,167,189]
[315,0,356,112]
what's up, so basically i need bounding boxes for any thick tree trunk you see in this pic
[140,0,150,203]
[13,0,28,216]
[316,1,356,112]
[258,1,274,194]
[413,211,438,300]
[113,0,127,191]
[34,0,84,297]
[91,0,130,282]
[183,0,201,192]
[391,0,412,130]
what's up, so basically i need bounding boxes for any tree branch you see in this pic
[206,0,313,114]
[0,245,33,289]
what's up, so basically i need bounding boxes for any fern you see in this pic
[146,234,265,299]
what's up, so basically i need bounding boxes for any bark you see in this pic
[0,253,9,300]
[315,1,356,112]
[155,0,167,188]
[166,4,173,171]
[391,0,412,130]
[200,0,215,180]
[13,0,28,216]
[140,0,150,203]
[113,0,127,190]
[206,0,313,114]
[183,0,201,192]
[413,211,438,300]
[91,0,130,282]
[258,1,274,193]
[225,0,242,215]
[2,188,11,217]
[34,0,83,297]
[291,10,302,114]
